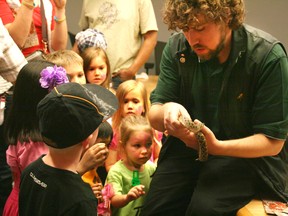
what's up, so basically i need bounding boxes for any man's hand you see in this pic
[113,68,135,81]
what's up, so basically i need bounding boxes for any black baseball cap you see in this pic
[37,83,118,149]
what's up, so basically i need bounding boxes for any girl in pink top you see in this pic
[3,60,69,216]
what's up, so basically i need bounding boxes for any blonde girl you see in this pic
[105,115,156,216]
[81,47,112,91]
[105,80,162,171]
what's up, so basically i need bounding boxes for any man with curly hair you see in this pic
[140,0,288,215]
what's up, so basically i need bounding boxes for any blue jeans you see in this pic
[111,75,136,90]
[111,75,123,90]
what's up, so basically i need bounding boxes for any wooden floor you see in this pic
[237,200,267,216]
[136,75,158,96]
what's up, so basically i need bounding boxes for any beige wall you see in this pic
[244,0,288,49]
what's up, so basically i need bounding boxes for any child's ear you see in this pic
[119,140,126,152]
[119,140,124,148]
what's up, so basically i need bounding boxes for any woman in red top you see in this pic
[0,0,67,56]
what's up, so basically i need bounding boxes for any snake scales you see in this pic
[178,113,208,161]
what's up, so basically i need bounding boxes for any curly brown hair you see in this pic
[163,0,245,31]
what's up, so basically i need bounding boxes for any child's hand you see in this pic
[126,185,145,202]
[89,143,109,167]
[91,183,103,200]
[77,143,108,174]
[110,185,144,208]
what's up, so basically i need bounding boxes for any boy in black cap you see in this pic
[18,83,118,216]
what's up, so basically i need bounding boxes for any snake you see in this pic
[178,113,208,161]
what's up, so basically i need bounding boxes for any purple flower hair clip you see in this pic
[40,65,69,91]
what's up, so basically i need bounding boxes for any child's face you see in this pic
[122,90,145,117]
[123,130,152,169]
[86,56,107,86]
[65,64,86,84]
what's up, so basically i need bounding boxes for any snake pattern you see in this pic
[178,113,208,161]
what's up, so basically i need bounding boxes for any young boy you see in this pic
[82,121,113,188]
[45,50,86,84]
[18,83,118,216]
[81,121,113,215]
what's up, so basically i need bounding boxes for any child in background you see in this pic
[82,121,113,197]
[105,115,156,216]
[72,28,114,92]
[2,60,69,216]
[73,28,107,54]
[95,121,114,184]
[81,46,113,92]
[105,80,162,171]
[44,50,86,84]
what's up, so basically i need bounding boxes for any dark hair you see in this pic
[96,121,113,148]
[4,60,54,144]
[163,0,245,31]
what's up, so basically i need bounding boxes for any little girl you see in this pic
[105,115,156,216]
[105,80,162,171]
[81,46,113,91]
[2,61,69,216]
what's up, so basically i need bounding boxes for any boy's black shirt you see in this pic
[19,156,97,216]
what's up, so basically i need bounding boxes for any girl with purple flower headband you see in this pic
[3,60,69,216]
[39,65,69,91]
